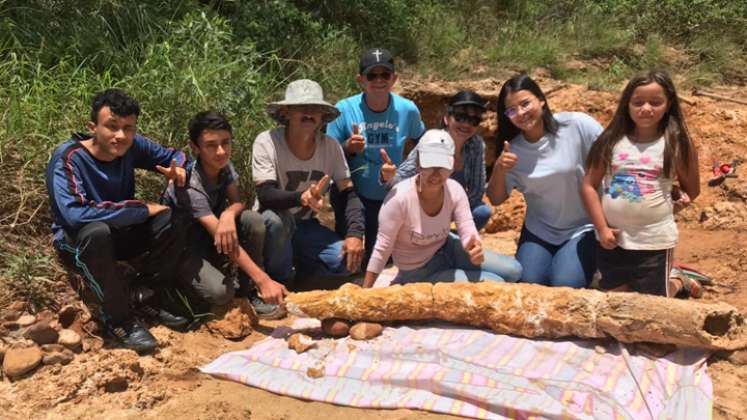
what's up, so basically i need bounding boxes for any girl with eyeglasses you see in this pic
[363,129,522,288]
[386,91,493,230]
[486,74,603,288]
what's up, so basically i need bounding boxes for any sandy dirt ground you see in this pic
[1,75,746,419]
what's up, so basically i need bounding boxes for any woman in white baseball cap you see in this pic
[363,129,522,287]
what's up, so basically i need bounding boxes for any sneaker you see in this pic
[108,318,158,354]
[250,294,287,320]
[137,304,190,330]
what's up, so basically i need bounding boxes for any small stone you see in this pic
[41,344,66,353]
[3,345,42,378]
[306,365,325,378]
[287,333,316,353]
[2,310,21,321]
[58,329,82,352]
[8,302,25,312]
[349,322,383,340]
[24,322,59,345]
[321,318,351,337]
[16,315,36,327]
[2,321,20,331]
[58,306,80,328]
[42,349,74,366]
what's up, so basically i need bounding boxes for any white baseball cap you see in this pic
[417,129,455,170]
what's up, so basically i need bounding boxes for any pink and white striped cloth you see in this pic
[201,321,712,419]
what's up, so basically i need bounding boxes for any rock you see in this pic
[58,305,80,328]
[321,318,351,337]
[205,298,257,340]
[42,349,74,366]
[306,365,325,378]
[2,321,20,331]
[2,310,21,321]
[3,345,42,378]
[8,301,25,312]
[41,344,66,353]
[16,315,36,327]
[58,329,82,352]
[287,333,315,353]
[349,322,383,340]
[23,322,59,345]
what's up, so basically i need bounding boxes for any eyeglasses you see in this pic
[503,99,535,118]
[420,167,452,176]
[451,112,482,127]
[366,71,392,82]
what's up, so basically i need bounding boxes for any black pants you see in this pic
[56,209,186,325]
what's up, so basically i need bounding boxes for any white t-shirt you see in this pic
[602,136,676,250]
[252,128,350,220]
[505,112,603,244]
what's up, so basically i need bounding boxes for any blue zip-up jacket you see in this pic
[46,133,187,246]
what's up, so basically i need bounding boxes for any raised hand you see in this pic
[599,227,620,250]
[466,236,485,266]
[301,175,330,212]
[379,148,396,182]
[156,158,186,187]
[497,141,518,172]
[345,123,365,155]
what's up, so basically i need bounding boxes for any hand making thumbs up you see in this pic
[497,141,518,172]
[345,123,366,155]
[301,175,330,212]
[466,236,485,266]
[156,158,186,187]
[379,148,396,183]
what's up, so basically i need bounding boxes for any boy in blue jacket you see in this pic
[47,89,188,353]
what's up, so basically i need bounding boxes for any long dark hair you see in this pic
[587,70,693,178]
[495,74,558,154]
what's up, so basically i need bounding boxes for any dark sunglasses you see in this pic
[451,112,482,126]
[366,71,392,82]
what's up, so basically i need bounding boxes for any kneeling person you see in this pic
[163,111,287,318]
[253,79,365,285]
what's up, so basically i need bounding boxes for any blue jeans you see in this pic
[515,226,596,288]
[393,234,522,284]
[330,184,381,265]
[262,209,352,285]
[472,203,492,231]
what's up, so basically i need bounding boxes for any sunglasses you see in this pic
[451,112,482,127]
[366,71,392,82]
[503,99,535,119]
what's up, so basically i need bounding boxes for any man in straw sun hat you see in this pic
[252,79,365,288]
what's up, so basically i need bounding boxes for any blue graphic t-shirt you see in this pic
[327,92,425,200]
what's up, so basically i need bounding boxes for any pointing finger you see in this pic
[313,175,330,196]
[352,123,359,135]
[503,141,510,154]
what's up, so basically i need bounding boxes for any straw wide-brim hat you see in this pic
[266,79,340,124]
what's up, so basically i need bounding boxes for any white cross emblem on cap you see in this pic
[372,49,382,62]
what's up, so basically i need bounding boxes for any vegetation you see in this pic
[0,0,745,306]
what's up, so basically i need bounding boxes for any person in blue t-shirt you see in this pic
[47,89,189,354]
[326,47,425,262]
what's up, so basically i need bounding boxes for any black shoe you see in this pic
[108,319,158,354]
[137,304,190,330]
[250,294,286,320]
[130,286,155,304]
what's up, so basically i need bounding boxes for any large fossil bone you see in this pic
[286,282,747,351]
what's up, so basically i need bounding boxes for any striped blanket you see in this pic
[201,321,712,419]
